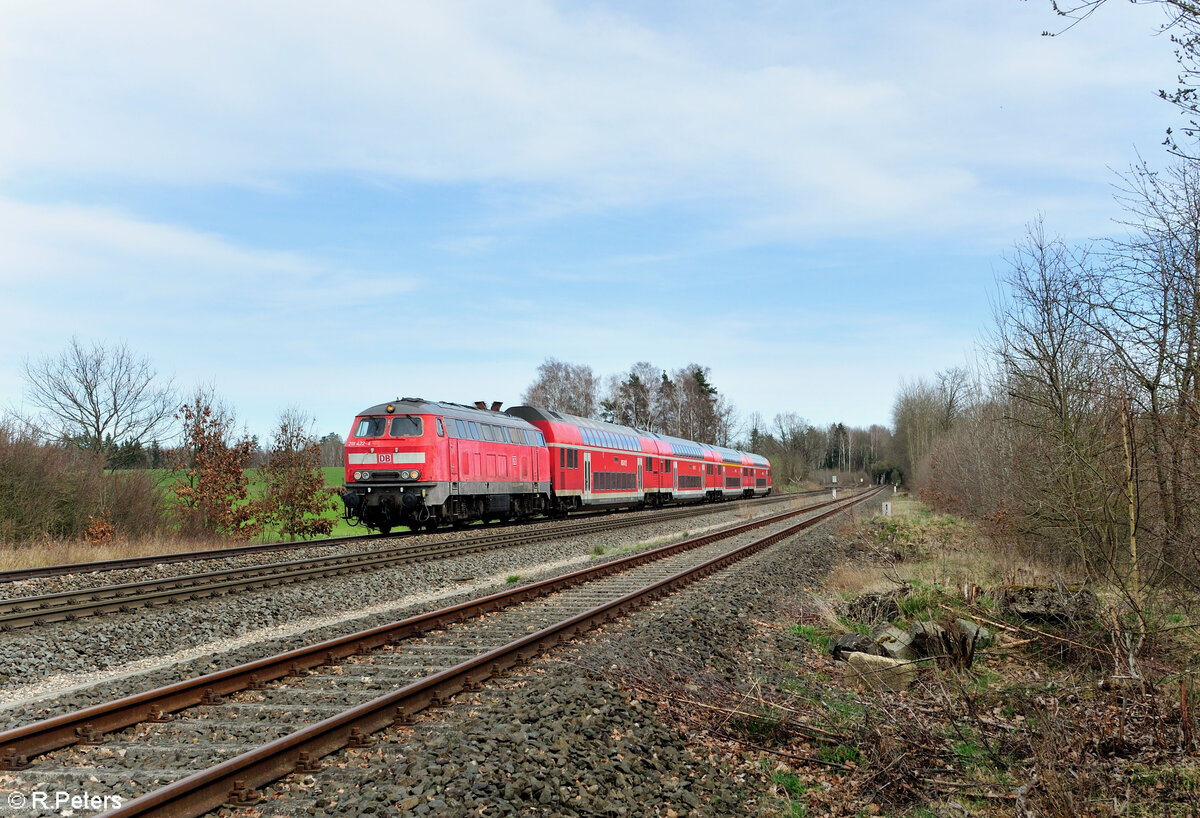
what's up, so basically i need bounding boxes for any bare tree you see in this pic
[172,388,259,540]
[20,338,175,464]
[319,433,345,467]
[521,358,599,417]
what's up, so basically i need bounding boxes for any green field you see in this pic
[152,465,365,542]
[251,466,360,540]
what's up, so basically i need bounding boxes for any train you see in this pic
[340,398,772,534]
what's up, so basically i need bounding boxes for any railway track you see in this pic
[0,488,881,817]
[0,491,819,585]
[0,493,820,630]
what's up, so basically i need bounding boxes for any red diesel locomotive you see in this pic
[341,398,771,534]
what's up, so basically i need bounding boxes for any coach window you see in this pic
[560,448,565,468]
[436,418,445,437]
[389,416,422,437]
[354,417,387,438]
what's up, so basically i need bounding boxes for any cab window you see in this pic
[436,418,445,437]
[354,417,387,438]
[389,416,422,437]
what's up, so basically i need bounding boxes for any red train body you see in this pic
[341,398,771,534]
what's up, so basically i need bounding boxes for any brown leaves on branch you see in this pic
[172,392,259,540]
[171,399,335,542]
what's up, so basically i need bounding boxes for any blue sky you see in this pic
[0,0,1182,442]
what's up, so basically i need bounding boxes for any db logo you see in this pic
[377,453,393,464]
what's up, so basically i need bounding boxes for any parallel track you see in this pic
[0,491,822,585]
[0,492,823,630]
[0,488,882,817]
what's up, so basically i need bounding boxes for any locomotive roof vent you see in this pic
[490,401,503,411]
[474,401,487,410]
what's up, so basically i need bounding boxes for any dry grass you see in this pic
[0,535,257,572]
[827,493,1068,600]
[789,493,1200,816]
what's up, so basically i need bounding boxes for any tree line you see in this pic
[522,357,898,485]
[522,358,739,446]
[2,338,341,545]
[895,159,1200,623]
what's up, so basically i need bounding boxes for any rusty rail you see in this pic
[101,488,880,817]
[0,489,881,816]
[0,492,807,584]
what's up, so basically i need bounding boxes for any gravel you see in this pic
[0,505,744,600]
[0,498,805,731]
[207,498,874,817]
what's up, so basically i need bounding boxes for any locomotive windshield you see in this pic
[353,417,388,438]
[389,416,423,437]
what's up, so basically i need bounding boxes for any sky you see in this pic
[0,0,1184,443]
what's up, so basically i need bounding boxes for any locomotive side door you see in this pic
[446,417,453,486]
[583,451,592,503]
[637,458,643,495]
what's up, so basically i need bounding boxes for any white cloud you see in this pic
[0,1,1178,238]
[0,1,1186,437]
